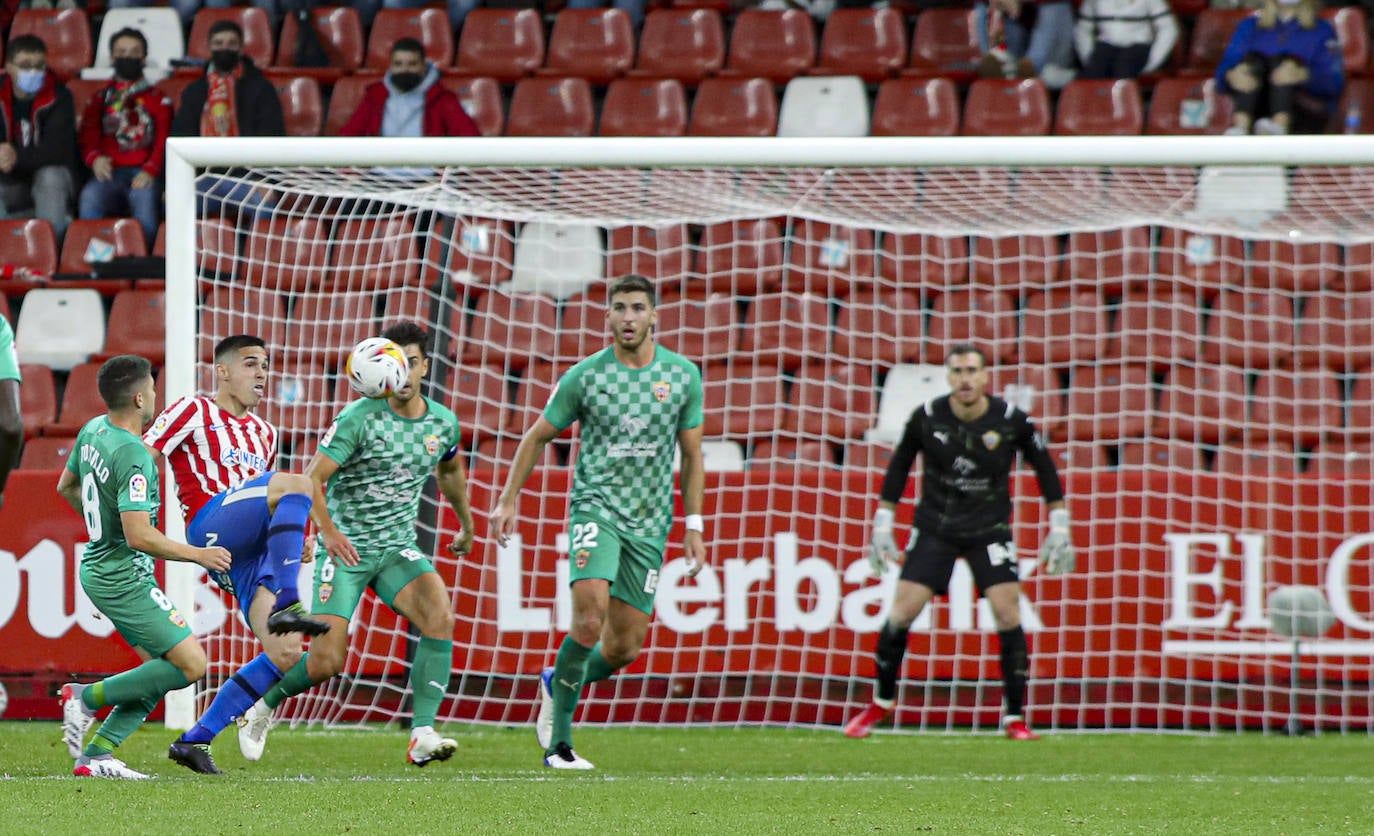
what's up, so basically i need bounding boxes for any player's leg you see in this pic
[581,531,659,687]
[390,566,458,766]
[541,576,606,769]
[968,534,1039,740]
[262,471,327,634]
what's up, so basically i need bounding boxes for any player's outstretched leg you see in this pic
[60,683,96,757]
[543,742,595,770]
[535,667,554,749]
[168,740,223,774]
[407,726,458,767]
[237,699,274,761]
[73,754,151,780]
[262,489,328,636]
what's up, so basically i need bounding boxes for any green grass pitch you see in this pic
[3,722,1372,834]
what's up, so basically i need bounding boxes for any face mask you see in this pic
[14,69,44,96]
[210,50,239,73]
[113,57,144,81]
[390,71,422,93]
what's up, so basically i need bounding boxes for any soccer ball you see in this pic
[345,337,409,399]
[1267,585,1336,639]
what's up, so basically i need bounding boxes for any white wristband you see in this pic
[874,507,895,529]
[685,514,704,533]
[1049,508,1069,532]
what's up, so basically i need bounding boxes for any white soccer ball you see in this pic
[345,337,410,399]
[1267,585,1336,639]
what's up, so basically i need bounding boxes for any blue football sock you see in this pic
[267,492,311,610]
[180,653,283,744]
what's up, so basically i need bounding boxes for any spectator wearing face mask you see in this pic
[0,34,76,243]
[77,28,171,247]
[339,38,479,138]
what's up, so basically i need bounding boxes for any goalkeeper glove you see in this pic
[1038,508,1075,575]
[868,507,899,576]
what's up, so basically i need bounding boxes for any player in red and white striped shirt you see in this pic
[144,334,327,774]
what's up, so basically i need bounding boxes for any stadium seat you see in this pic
[188,8,275,68]
[1065,227,1150,296]
[96,289,166,365]
[379,283,440,325]
[243,217,329,294]
[865,363,947,444]
[688,77,778,136]
[59,218,148,277]
[1201,289,1296,370]
[49,362,109,436]
[878,231,968,290]
[1246,370,1343,447]
[541,8,635,85]
[555,291,606,363]
[365,8,454,71]
[11,9,91,81]
[1183,8,1251,76]
[1050,441,1109,475]
[1062,363,1153,442]
[18,434,78,471]
[18,363,56,439]
[1154,363,1246,444]
[0,220,57,294]
[506,77,596,137]
[749,438,838,470]
[846,440,895,474]
[832,289,923,369]
[871,77,960,136]
[655,292,739,368]
[472,432,562,471]
[268,74,324,137]
[276,6,365,83]
[1331,77,1374,135]
[329,215,421,293]
[423,215,515,297]
[508,222,603,299]
[1296,292,1374,373]
[289,292,383,371]
[260,360,337,442]
[1155,226,1245,299]
[1348,374,1374,439]
[693,218,784,295]
[154,75,197,114]
[925,288,1017,364]
[1118,438,1203,471]
[812,8,907,82]
[606,224,690,285]
[785,362,876,441]
[452,8,545,83]
[323,73,372,137]
[67,79,109,131]
[198,285,288,362]
[1109,288,1202,370]
[962,79,1051,136]
[1054,79,1143,136]
[784,218,876,297]
[1247,238,1338,293]
[599,78,689,137]
[461,290,558,371]
[87,8,184,81]
[1322,7,1367,74]
[449,364,511,447]
[700,370,789,440]
[1019,289,1108,366]
[969,234,1059,293]
[721,9,816,85]
[1308,439,1374,477]
[440,75,505,137]
[740,292,832,372]
[1212,442,1302,476]
[993,363,1068,439]
[14,288,104,370]
[906,7,981,82]
[631,8,725,84]
[777,75,870,137]
[1146,78,1234,135]
[692,439,747,472]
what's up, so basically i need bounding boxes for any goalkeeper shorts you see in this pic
[901,529,1020,596]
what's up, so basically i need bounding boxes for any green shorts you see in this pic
[80,568,192,659]
[568,509,667,615]
[311,543,435,619]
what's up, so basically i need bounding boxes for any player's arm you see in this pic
[303,451,360,567]
[676,423,707,577]
[869,407,925,574]
[55,466,82,513]
[436,452,475,557]
[122,509,231,571]
[490,415,562,547]
[0,377,20,504]
[1018,417,1074,575]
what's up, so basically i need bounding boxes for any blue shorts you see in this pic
[188,472,279,617]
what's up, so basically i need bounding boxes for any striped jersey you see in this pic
[143,395,277,521]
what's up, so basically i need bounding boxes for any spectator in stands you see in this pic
[77,28,171,248]
[1216,0,1343,134]
[340,38,479,138]
[0,35,76,245]
[1073,0,1178,79]
[976,0,1079,88]
[170,20,283,218]
[351,0,479,33]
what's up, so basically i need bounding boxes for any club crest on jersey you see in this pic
[982,431,1001,450]
[424,434,441,455]
[128,473,148,502]
[318,583,333,603]
[652,381,671,402]
[168,608,186,628]
[575,548,590,569]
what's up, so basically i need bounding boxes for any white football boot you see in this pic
[73,755,151,780]
[60,683,95,758]
[407,726,457,767]
[236,699,274,762]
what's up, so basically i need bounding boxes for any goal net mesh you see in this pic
[182,161,1374,735]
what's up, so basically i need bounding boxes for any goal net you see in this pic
[163,137,1374,735]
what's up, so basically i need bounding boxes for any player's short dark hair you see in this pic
[391,37,425,58]
[109,27,148,55]
[214,334,267,365]
[97,354,152,410]
[7,34,46,58]
[381,321,431,358]
[945,344,988,367]
[207,20,243,42]
[607,274,655,307]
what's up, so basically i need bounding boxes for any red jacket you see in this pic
[340,79,479,137]
[78,82,173,177]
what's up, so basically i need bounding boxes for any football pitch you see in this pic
[3,722,1371,834]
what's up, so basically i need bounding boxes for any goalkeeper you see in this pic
[844,344,1073,741]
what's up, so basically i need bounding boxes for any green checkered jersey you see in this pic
[317,396,462,553]
[545,345,703,540]
[66,416,160,584]
[0,313,19,382]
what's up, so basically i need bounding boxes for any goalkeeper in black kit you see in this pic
[844,344,1075,741]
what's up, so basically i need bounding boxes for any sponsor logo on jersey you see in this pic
[982,431,1001,450]
[652,381,671,402]
[150,413,170,434]
[221,446,269,472]
[321,421,339,447]
[318,583,333,603]
[128,473,148,503]
[620,415,649,435]
[933,431,949,445]
[575,548,590,569]
[953,456,977,474]
[168,608,186,628]
[424,434,441,455]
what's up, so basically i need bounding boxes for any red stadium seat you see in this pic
[365,8,453,70]
[323,73,375,137]
[1308,439,1374,477]
[1322,7,1367,74]
[688,77,778,136]
[0,220,57,295]
[461,290,558,372]
[1062,363,1152,442]
[812,8,907,82]
[846,440,895,474]
[453,8,545,83]
[871,77,960,136]
[721,9,816,85]
[962,79,1051,136]
[1202,289,1296,370]
[1050,441,1109,475]
[440,75,505,137]
[540,9,635,85]
[1155,226,1246,299]
[879,232,968,291]
[832,289,923,369]
[599,78,689,137]
[18,363,56,439]
[19,434,79,470]
[1247,370,1343,447]
[97,289,166,365]
[694,218,785,295]
[154,74,197,116]
[1146,77,1235,135]
[1348,374,1374,439]
[329,215,421,293]
[740,292,831,372]
[785,362,875,440]
[749,438,838,470]
[606,224,690,285]
[1213,442,1301,476]
[969,234,1059,293]
[1154,363,1246,444]
[288,291,381,366]
[10,9,91,81]
[449,364,511,447]
[261,360,338,442]
[188,7,275,68]
[506,360,576,443]
[700,369,789,440]
[1119,438,1203,471]
[1108,288,1202,370]
[59,219,147,284]
[1019,290,1108,366]
[243,217,329,294]
[1247,238,1338,293]
[422,215,515,297]
[276,6,365,83]
[907,7,981,82]
[1183,8,1251,76]
[1054,79,1143,136]
[268,74,324,137]
[991,363,1068,440]
[1331,77,1374,134]
[555,291,605,363]
[784,219,876,297]
[632,8,725,84]
[49,362,109,437]
[198,285,288,361]
[506,77,595,137]
[1065,227,1151,296]
[655,292,739,368]
[67,79,108,132]
[925,289,1017,364]
[1297,292,1374,372]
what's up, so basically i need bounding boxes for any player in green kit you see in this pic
[491,273,709,770]
[236,321,476,766]
[0,311,22,507]
[54,355,232,779]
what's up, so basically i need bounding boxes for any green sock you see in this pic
[82,682,104,711]
[262,653,316,710]
[92,659,190,709]
[83,696,157,757]
[583,642,620,685]
[409,637,453,729]
[548,636,592,753]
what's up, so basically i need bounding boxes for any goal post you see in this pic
[162,136,1374,734]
